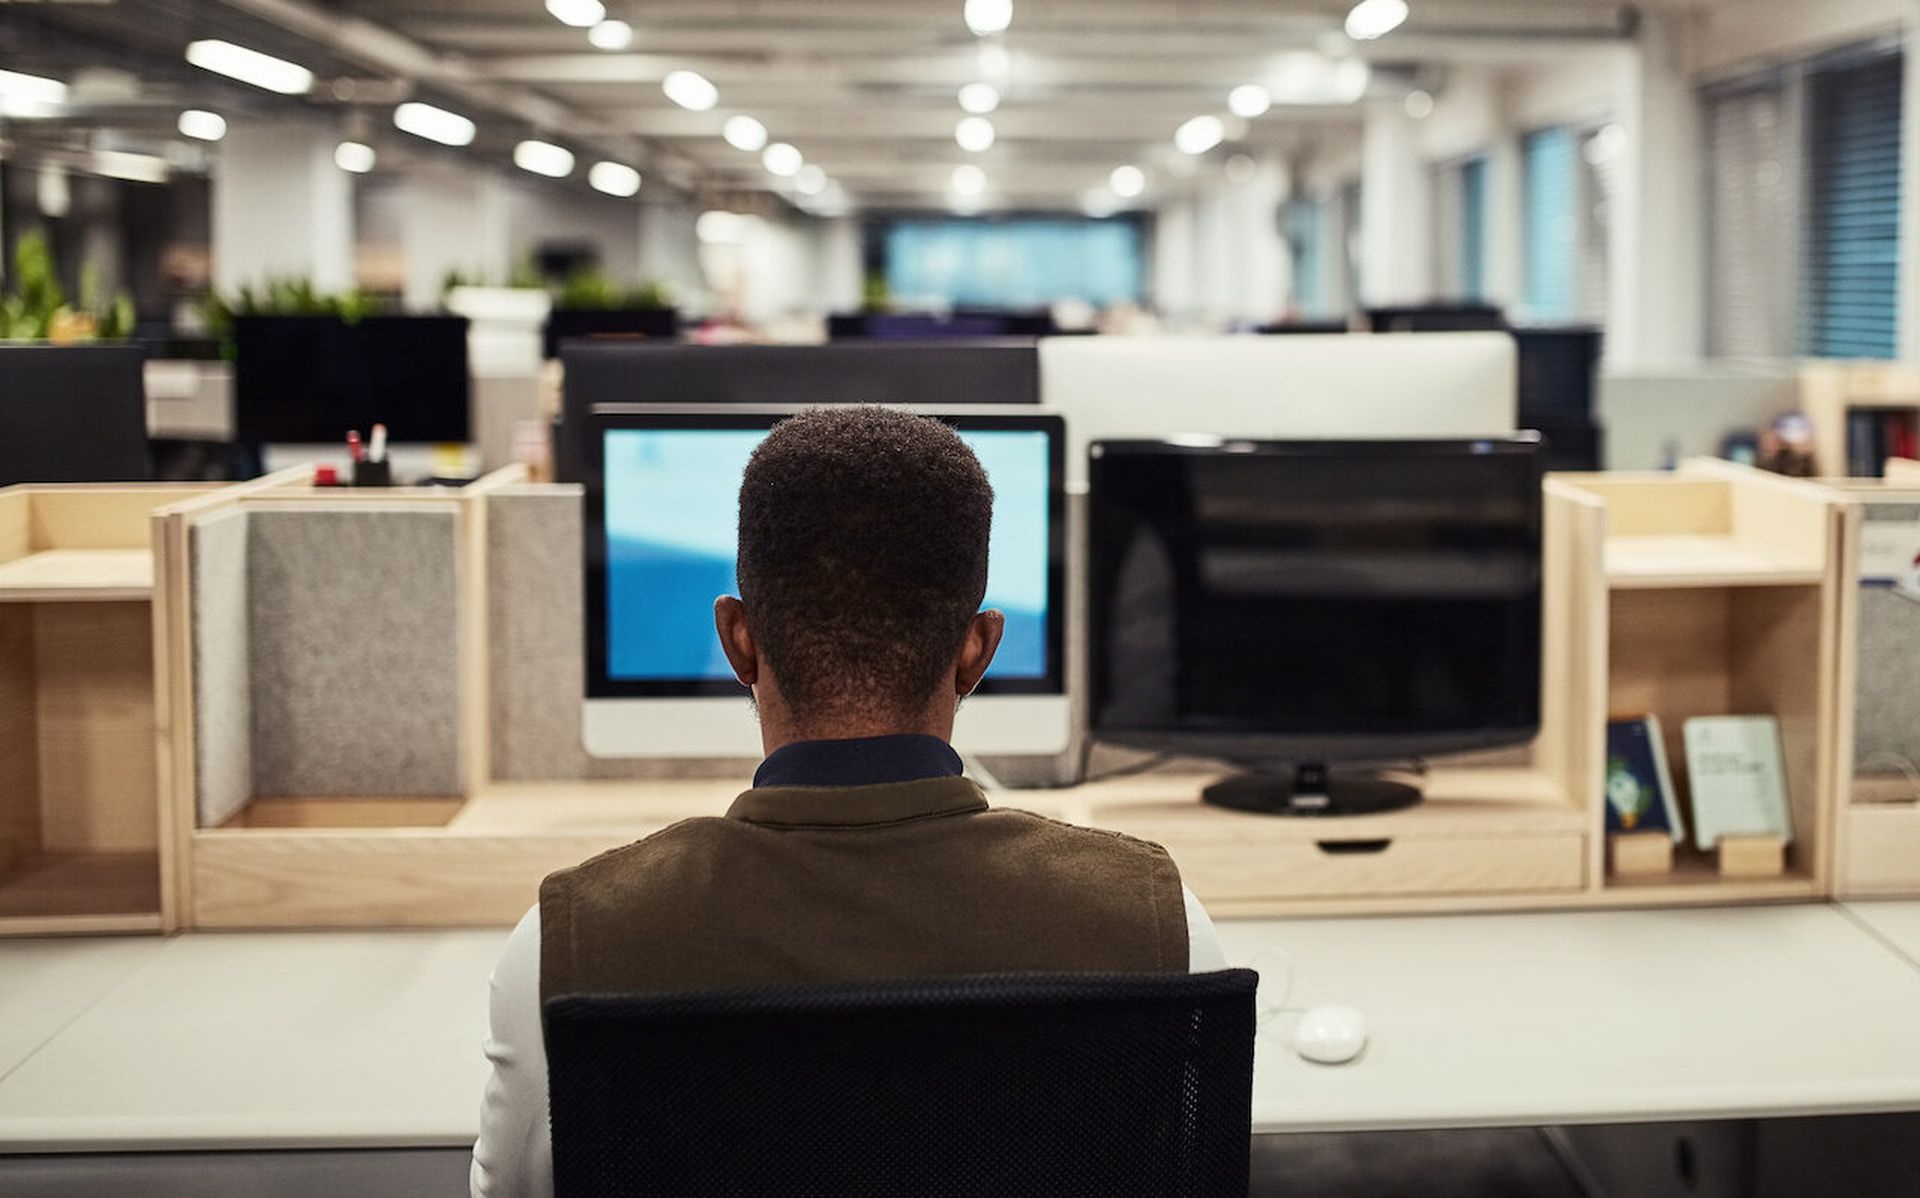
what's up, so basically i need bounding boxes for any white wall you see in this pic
[212,120,353,294]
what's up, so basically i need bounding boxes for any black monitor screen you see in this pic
[0,345,150,485]
[233,315,470,444]
[1088,437,1543,761]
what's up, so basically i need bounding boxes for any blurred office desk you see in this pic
[3,906,1920,1157]
[1844,899,1920,967]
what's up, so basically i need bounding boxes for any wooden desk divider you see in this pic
[1823,474,1920,898]
[145,464,1860,931]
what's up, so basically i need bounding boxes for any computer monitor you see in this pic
[555,341,1041,482]
[1039,334,1517,487]
[0,345,150,485]
[582,406,1069,758]
[1087,436,1544,815]
[1366,304,1508,333]
[233,315,470,445]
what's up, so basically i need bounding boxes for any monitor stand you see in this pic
[1202,762,1423,817]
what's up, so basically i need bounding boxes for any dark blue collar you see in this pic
[752,734,964,790]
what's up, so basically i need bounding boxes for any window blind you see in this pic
[1803,50,1903,359]
[1703,78,1794,358]
[1523,127,1578,319]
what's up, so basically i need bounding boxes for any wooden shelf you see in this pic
[0,850,162,934]
[1603,852,1818,904]
[0,549,152,602]
[1605,536,1827,589]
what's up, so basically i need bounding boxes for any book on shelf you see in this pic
[1683,715,1792,851]
[1845,406,1920,477]
[1605,715,1686,842]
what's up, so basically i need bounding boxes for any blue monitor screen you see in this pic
[603,426,1052,683]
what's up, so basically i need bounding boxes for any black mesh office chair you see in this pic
[544,968,1259,1198]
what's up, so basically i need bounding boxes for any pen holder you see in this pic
[352,460,393,487]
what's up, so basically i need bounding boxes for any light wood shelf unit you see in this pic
[1802,361,1920,479]
[0,484,224,935]
[163,473,1611,927]
[1552,462,1845,905]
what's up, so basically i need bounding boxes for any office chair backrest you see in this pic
[544,968,1258,1198]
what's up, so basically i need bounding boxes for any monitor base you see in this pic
[1202,763,1423,817]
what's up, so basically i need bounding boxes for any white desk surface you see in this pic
[1844,900,1920,968]
[3,905,1920,1153]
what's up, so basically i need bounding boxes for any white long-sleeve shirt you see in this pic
[470,889,1228,1198]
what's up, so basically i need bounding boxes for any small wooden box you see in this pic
[1608,831,1674,877]
[1717,835,1787,878]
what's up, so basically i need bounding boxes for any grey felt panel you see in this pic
[191,509,253,828]
[483,486,1079,784]
[1855,504,1920,772]
[247,508,464,796]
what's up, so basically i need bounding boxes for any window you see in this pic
[883,219,1143,309]
[1703,76,1795,358]
[1283,197,1324,316]
[1522,127,1579,319]
[1802,48,1903,359]
[1432,156,1488,302]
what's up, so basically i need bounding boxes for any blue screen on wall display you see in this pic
[603,426,1053,684]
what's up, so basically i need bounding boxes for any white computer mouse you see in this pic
[1294,1004,1368,1064]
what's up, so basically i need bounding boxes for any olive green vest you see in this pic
[539,775,1189,1002]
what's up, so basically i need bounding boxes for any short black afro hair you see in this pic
[737,406,993,724]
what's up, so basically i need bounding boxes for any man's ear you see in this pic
[954,609,1005,697]
[714,596,758,687]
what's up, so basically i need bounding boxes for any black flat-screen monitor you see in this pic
[1088,437,1544,815]
[556,341,1040,482]
[233,315,470,444]
[543,308,680,360]
[0,345,150,485]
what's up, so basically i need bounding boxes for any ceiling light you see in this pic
[964,0,1013,36]
[796,164,827,195]
[545,0,605,28]
[0,69,69,119]
[514,139,575,178]
[588,19,634,50]
[1174,114,1225,155]
[92,150,169,184]
[1109,164,1145,198]
[394,101,476,146]
[334,141,377,173]
[662,69,718,111]
[1404,89,1434,119]
[177,109,227,141]
[1345,0,1409,41]
[589,161,642,196]
[958,82,1000,114]
[955,116,995,152]
[1229,84,1271,118]
[950,163,986,196]
[184,39,313,95]
[762,142,803,177]
[723,114,768,152]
